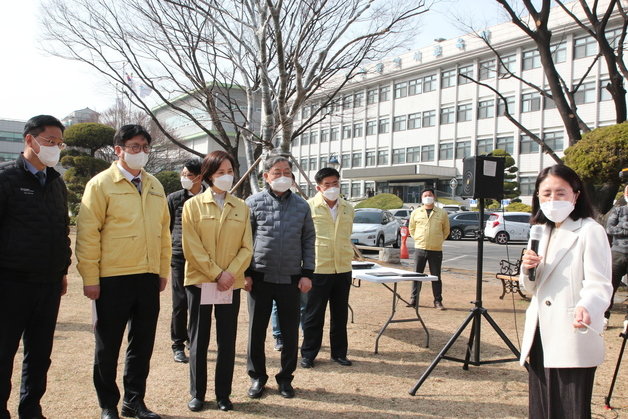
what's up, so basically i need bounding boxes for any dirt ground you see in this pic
[7,235,628,418]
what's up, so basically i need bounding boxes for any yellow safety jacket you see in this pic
[409,206,450,251]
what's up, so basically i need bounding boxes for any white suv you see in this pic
[484,212,531,244]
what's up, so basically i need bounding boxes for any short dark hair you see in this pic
[113,124,152,147]
[263,155,292,172]
[315,167,340,184]
[201,150,236,186]
[183,158,202,176]
[421,188,436,197]
[530,164,594,225]
[23,115,65,138]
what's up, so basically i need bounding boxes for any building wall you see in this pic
[0,119,26,162]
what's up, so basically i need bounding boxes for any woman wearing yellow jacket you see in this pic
[181,150,252,413]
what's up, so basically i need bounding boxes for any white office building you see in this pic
[291,2,622,203]
[0,119,26,163]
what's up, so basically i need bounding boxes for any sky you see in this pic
[0,0,504,122]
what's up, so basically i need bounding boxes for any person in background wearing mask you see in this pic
[605,184,627,330]
[244,155,315,400]
[0,115,72,419]
[521,164,612,418]
[76,124,171,419]
[300,168,355,369]
[167,158,204,364]
[407,188,450,309]
[182,151,252,413]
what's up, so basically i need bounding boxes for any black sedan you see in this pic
[447,211,490,240]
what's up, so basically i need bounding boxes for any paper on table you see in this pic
[92,300,98,330]
[201,282,233,305]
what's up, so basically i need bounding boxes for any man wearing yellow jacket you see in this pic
[76,124,171,419]
[407,188,450,310]
[300,168,355,368]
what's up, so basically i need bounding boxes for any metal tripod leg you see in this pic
[604,329,627,409]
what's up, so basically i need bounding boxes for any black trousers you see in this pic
[0,277,62,419]
[528,327,596,419]
[170,255,189,351]
[93,274,160,409]
[410,249,443,303]
[301,272,352,361]
[247,277,300,384]
[605,250,627,319]
[186,287,240,400]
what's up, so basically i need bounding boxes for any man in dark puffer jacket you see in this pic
[0,115,71,419]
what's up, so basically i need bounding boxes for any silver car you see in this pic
[351,208,401,248]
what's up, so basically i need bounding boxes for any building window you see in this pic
[599,79,612,101]
[378,117,390,134]
[458,65,474,84]
[309,157,317,171]
[292,136,300,147]
[352,152,362,167]
[457,103,473,122]
[423,74,437,92]
[300,158,309,171]
[342,124,352,139]
[393,115,407,132]
[498,54,516,76]
[521,92,541,112]
[365,150,376,166]
[574,36,597,59]
[543,131,564,151]
[367,88,378,104]
[456,141,471,159]
[544,96,556,109]
[408,78,422,95]
[341,153,350,168]
[310,131,318,144]
[519,176,536,195]
[319,156,328,169]
[497,96,515,115]
[407,146,420,163]
[408,113,421,129]
[479,59,495,80]
[440,106,455,125]
[441,69,456,88]
[606,27,623,49]
[302,106,311,119]
[439,142,454,160]
[551,42,567,63]
[477,138,493,154]
[351,182,361,198]
[478,99,494,119]
[496,136,514,154]
[366,120,377,135]
[392,148,406,164]
[522,49,541,70]
[320,129,329,142]
[341,182,350,196]
[301,132,310,146]
[353,122,364,138]
[421,145,435,161]
[520,134,540,154]
[377,149,389,165]
[422,110,436,127]
[379,85,390,102]
[330,127,339,141]
[354,91,364,107]
[394,81,408,99]
[574,81,596,104]
[342,95,352,110]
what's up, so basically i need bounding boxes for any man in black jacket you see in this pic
[167,159,203,363]
[0,115,71,419]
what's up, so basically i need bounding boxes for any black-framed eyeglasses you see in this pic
[35,135,67,150]
[122,144,151,153]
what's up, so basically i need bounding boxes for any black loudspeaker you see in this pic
[461,156,505,199]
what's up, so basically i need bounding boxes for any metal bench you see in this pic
[495,249,529,300]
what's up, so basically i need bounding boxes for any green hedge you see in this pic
[355,193,403,210]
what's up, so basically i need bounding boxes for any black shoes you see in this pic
[187,398,204,412]
[101,409,120,419]
[217,398,233,411]
[274,337,284,351]
[331,356,353,366]
[406,299,417,308]
[247,379,266,398]
[120,400,161,419]
[173,349,189,363]
[434,301,446,310]
[278,382,295,398]
[300,358,314,368]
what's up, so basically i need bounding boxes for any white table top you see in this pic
[352,262,437,283]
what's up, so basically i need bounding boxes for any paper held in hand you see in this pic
[201,282,233,305]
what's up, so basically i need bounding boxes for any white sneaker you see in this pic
[623,319,628,334]
[603,318,609,331]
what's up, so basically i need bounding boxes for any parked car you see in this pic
[441,204,469,214]
[484,212,532,244]
[389,208,413,224]
[351,208,401,248]
[447,211,490,240]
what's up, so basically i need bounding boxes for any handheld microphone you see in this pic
[528,225,543,281]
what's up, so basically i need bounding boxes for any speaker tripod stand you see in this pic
[409,198,526,396]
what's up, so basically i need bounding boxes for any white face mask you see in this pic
[180,176,194,190]
[269,176,293,193]
[422,196,435,205]
[213,174,234,192]
[34,143,61,167]
[540,200,574,223]
[322,187,340,201]
[124,151,149,170]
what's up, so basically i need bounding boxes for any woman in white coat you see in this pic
[521,164,612,419]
